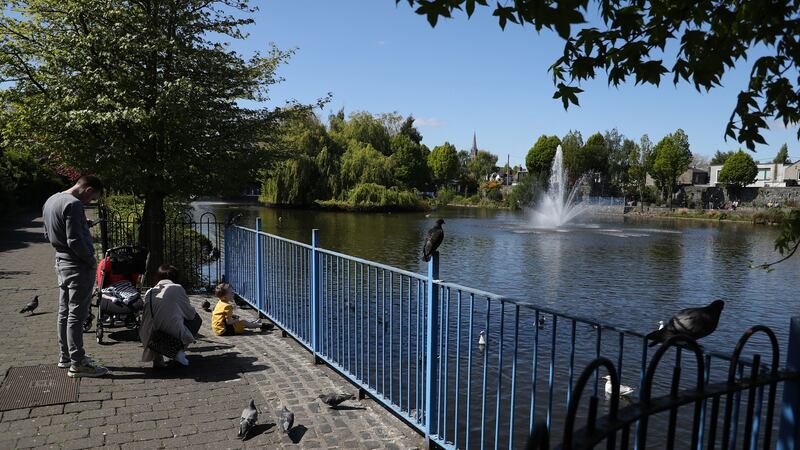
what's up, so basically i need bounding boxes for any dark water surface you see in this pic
[195,202,798,447]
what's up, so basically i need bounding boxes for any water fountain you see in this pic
[530,145,588,228]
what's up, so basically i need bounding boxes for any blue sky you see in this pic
[235,1,798,166]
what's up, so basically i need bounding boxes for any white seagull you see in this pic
[478,330,486,346]
[657,320,665,330]
[601,375,635,397]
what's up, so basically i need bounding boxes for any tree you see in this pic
[389,134,430,190]
[628,134,653,205]
[774,144,790,164]
[718,150,758,190]
[341,112,392,155]
[563,132,607,183]
[711,150,737,165]
[428,142,459,187]
[0,0,294,277]
[397,0,800,150]
[261,155,320,206]
[560,130,584,183]
[605,128,630,190]
[399,116,423,145]
[467,150,498,182]
[339,141,394,189]
[650,131,692,205]
[525,135,561,178]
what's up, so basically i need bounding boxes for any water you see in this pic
[195,201,798,445]
[530,144,590,228]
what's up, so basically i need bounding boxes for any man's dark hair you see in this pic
[76,175,104,193]
[156,264,179,283]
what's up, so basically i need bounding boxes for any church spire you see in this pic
[471,131,478,158]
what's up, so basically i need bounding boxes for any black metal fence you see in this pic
[527,320,800,449]
[92,207,225,291]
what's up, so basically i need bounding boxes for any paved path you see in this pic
[0,212,423,449]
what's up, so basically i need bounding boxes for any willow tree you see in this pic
[0,0,292,277]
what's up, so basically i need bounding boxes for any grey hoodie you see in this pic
[42,192,96,267]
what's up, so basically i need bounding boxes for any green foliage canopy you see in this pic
[711,150,737,165]
[773,144,790,164]
[718,150,758,188]
[525,135,561,178]
[650,130,693,203]
[428,142,459,186]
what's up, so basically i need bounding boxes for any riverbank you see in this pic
[625,206,788,225]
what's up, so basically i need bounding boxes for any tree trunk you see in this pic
[139,191,165,285]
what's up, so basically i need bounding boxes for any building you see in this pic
[470,132,478,158]
[645,167,710,187]
[709,161,800,187]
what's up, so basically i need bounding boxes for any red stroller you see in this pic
[87,246,149,344]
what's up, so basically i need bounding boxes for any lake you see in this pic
[194,201,798,446]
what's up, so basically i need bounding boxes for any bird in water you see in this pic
[319,393,354,408]
[19,295,39,315]
[657,320,665,330]
[601,375,635,396]
[538,316,546,328]
[478,330,486,346]
[237,399,258,440]
[422,219,445,262]
[646,300,725,347]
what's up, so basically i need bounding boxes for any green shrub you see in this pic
[317,183,429,211]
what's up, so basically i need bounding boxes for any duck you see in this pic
[601,375,635,396]
[478,330,486,346]
[657,320,665,330]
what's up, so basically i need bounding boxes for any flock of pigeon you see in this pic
[238,393,355,441]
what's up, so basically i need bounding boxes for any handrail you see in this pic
[562,371,800,449]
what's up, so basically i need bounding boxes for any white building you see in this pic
[709,162,800,187]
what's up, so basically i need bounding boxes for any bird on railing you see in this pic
[422,219,445,262]
[601,375,635,396]
[646,300,725,347]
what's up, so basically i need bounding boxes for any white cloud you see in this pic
[414,118,445,127]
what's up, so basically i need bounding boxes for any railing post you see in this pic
[311,229,322,364]
[255,218,263,313]
[425,252,440,449]
[777,316,800,450]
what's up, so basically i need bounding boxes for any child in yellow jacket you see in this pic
[211,283,264,336]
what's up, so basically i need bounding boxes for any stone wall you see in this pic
[679,186,800,208]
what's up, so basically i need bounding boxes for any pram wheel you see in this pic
[83,311,94,333]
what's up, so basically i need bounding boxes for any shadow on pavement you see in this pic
[0,214,46,252]
[289,424,307,444]
[104,352,268,382]
[244,423,275,441]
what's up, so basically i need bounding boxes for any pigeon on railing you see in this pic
[319,393,354,408]
[646,300,725,347]
[422,219,445,262]
[19,295,39,315]
[238,399,258,440]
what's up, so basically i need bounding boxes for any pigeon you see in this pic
[19,295,39,314]
[601,375,635,396]
[422,219,445,262]
[201,300,211,312]
[224,212,244,227]
[238,399,258,440]
[646,300,725,347]
[279,406,294,434]
[319,393,354,408]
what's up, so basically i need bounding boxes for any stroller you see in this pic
[86,245,149,344]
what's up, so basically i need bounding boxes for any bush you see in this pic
[434,187,456,206]
[317,183,429,211]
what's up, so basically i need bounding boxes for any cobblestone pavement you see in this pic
[0,212,423,449]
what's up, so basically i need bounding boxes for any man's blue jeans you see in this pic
[55,258,95,365]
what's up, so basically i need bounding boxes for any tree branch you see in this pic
[752,240,800,270]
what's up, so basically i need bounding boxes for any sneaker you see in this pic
[57,361,70,369]
[173,350,189,367]
[68,358,109,378]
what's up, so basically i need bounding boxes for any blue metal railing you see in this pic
[224,224,800,449]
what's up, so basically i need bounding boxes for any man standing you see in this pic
[42,175,109,377]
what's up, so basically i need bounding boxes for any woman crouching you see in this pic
[139,265,201,368]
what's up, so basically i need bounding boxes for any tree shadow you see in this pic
[243,423,275,441]
[104,351,268,382]
[0,214,47,252]
[288,425,307,444]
